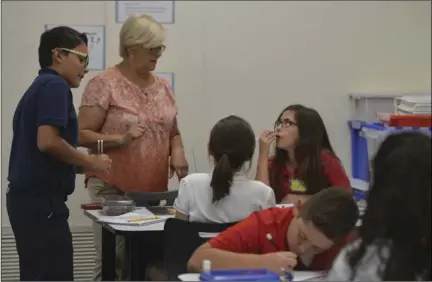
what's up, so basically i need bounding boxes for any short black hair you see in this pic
[38,26,88,68]
[299,187,359,242]
[209,115,256,202]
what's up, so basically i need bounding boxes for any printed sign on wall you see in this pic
[116,1,175,24]
[156,72,175,91]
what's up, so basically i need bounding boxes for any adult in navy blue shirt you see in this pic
[7,26,112,281]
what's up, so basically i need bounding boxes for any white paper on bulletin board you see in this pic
[45,24,105,71]
[156,72,174,91]
[116,1,175,24]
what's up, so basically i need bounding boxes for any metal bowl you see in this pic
[101,195,136,216]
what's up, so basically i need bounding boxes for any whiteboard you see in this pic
[156,72,175,91]
[45,24,105,71]
[115,1,175,24]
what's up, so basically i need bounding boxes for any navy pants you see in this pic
[7,193,74,281]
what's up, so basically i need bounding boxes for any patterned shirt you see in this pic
[80,67,178,192]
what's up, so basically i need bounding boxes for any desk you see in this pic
[84,207,361,280]
[84,209,173,281]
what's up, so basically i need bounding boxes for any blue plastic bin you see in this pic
[350,178,369,215]
[349,120,432,182]
[199,269,286,281]
[350,178,369,201]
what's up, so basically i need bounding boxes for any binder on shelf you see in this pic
[377,112,432,127]
[394,95,431,115]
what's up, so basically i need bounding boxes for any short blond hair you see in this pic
[119,14,165,58]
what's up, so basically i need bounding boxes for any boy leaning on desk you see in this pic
[188,188,359,275]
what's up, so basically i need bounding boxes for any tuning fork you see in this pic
[97,140,104,155]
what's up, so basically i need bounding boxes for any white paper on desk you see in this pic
[198,232,219,238]
[178,273,199,281]
[97,207,166,226]
[276,203,295,208]
[293,271,326,281]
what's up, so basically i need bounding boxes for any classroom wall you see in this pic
[1,1,431,228]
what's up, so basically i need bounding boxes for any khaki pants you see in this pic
[87,177,129,281]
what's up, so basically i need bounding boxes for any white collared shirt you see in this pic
[174,172,276,223]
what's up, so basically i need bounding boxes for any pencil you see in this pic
[266,233,279,250]
[127,216,160,223]
[265,233,294,281]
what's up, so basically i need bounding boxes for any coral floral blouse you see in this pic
[80,67,178,192]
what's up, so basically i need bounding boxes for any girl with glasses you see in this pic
[256,104,351,204]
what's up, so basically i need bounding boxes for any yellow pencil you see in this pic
[127,216,160,223]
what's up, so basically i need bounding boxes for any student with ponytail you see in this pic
[174,115,276,223]
[211,153,234,202]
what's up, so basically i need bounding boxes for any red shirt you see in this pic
[268,150,351,201]
[208,207,353,271]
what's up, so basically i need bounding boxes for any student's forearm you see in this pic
[174,211,189,221]
[188,249,262,272]
[255,155,270,185]
[79,129,125,150]
[39,136,93,169]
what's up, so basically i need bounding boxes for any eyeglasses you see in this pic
[128,44,166,56]
[147,45,166,55]
[53,48,89,67]
[275,118,297,130]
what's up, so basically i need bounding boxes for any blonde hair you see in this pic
[119,14,165,58]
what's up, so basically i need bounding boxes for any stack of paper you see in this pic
[97,207,167,226]
[293,271,326,281]
[198,232,220,238]
[395,95,431,115]
[276,203,295,208]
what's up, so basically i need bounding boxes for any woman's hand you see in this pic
[79,106,142,150]
[121,122,145,146]
[259,131,278,156]
[170,148,188,180]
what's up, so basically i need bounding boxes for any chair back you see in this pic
[163,218,238,281]
[126,190,178,206]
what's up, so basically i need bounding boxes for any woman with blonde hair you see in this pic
[78,14,188,280]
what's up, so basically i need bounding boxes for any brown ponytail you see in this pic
[210,154,234,202]
[208,115,256,202]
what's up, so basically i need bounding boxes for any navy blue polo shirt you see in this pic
[8,68,78,198]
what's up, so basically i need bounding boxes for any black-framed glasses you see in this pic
[53,48,89,67]
[275,118,297,130]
